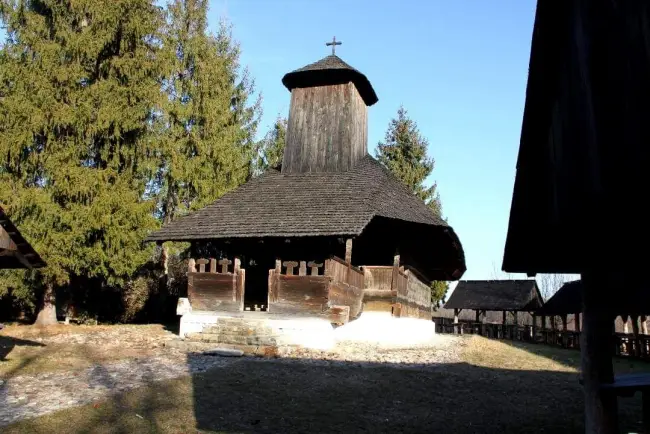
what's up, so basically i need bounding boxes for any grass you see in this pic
[0,324,169,379]
[3,334,650,433]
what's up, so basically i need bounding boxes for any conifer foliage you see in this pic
[0,0,260,323]
[252,116,287,176]
[375,106,449,306]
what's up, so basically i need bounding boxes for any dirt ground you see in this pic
[1,324,648,433]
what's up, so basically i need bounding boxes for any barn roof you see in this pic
[146,155,465,280]
[537,280,650,316]
[0,207,46,269]
[536,280,581,316]
[502,1,650,274]
[282,55,378,106]
[444,280,543,311]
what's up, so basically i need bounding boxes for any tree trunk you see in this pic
[581,271,618,434]
[34,282,57,326]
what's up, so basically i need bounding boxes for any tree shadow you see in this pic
[0,335,45,362]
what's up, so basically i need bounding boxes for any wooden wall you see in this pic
[283,82,367,173]
[186,258,245,312]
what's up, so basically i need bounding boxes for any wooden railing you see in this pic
[266,257,364,324]
[362,257,432,319]
[434,319,650,359]
[186,257,245,312]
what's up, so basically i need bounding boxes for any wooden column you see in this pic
[475,309,481,323]
[532,314,537,341]
[581,271,618,434]
[632,315,641,357]
[502,310,507,338]
[575,313,581,332]
[345,238,353,263]
[561,314,568,331]
[642,315,648,335]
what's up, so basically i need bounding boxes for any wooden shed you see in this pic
[443,280,543,324]
[501,2,650,431]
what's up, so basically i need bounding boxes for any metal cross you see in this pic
[326,36,342,55]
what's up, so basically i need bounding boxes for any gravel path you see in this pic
[0,328,464,427]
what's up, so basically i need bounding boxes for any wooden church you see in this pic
[148,43,466,332]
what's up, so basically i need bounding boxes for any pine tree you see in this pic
[0,0,162,324]
[154,2,261,224]
[375,106,448,306]
[252,116,287,176]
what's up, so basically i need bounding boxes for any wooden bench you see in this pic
[580,372,650,431]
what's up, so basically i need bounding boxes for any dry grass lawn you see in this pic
[3,334,650,433]
[0,324,170,379]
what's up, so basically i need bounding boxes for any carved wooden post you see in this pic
[283,261,298,276]
[209,258,217,273]
[308,261,322,276]
[275,259,281,274]
[218,259,232,274]
[299,261,307,276]
[187,258,196,273]
[196,258,208,273]
[345,238,353,263]
[234,257,241,273]
[622,314,629,334]
[642,315,648,335]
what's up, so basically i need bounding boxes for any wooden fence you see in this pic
[435,319,650,359]
[186,257,245,312]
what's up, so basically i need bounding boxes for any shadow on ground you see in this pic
[0,335,44,362]
[2,334,648,433]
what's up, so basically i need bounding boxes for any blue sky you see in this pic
[209,0,538,282]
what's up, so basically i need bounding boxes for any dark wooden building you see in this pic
[148,51,466,321]
[442,280,543,324]
[501,2,650,432]
[0,206,46,269]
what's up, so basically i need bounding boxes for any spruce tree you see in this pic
[375,106,448,306]
[0,0,162,324]
[376,106,442,217]
[252,116,287,176]
[155,2,261,224]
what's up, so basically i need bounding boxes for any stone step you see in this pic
[217,318,270,327]
[185,332,282,347]
[203,325,277,336]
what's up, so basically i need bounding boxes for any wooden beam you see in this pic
[345,239,353,263]
[581,271,618,433]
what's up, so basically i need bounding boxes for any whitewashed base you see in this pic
[178,311,335,350]
[333,311,436,347]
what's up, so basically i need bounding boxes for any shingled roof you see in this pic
[148,155,450,240]
[0,207,46,269]
[537,280,650,316]
[444,280,543,311]
[282,55,378,106]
